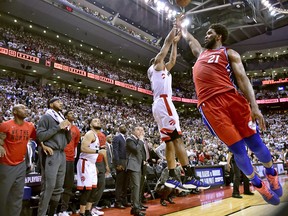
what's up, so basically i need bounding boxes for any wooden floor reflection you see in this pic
[72,175,288,216]
[165,176,288,216]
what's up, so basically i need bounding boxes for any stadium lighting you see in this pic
[261,0,288,14]
[181,18,190,28]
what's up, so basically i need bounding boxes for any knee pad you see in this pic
[165,129,182,143]
[244,133,272,163]
[229,140,254,176]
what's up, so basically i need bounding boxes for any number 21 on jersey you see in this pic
[208,54,220,63]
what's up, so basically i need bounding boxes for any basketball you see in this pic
[176,0,191,7]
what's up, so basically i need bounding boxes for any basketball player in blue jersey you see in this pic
[147,18,210,191]
[181,22,282,205]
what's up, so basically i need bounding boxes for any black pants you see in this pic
[155,184,173,200]
[61,161,75,212]
[91,161,106,206]
[231,159,250,195]
[115,169,129,205]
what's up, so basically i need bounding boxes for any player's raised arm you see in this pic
[153,27,176,70]
[181,27,203,58]
[166,31,181,71]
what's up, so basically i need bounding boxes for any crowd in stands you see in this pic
[1,21,287,100]
[1,73,287,168]
[244,53,288,72]
[0,70,288,214]
[254,88,288,99]
[0,21,195,98]
[61,0,161,47]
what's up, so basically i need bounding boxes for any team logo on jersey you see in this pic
[167,71,171,76]
[81,176,85,182]
[169,119,176,125]
[161,73,165,79]
[248,121,256,130]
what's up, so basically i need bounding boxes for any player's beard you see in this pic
[204,37,216,49]
[92,126,101,130]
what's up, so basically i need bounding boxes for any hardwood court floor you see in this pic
[164,175,288,216]
[72,175,288,216]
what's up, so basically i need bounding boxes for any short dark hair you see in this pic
[209,24,228,43]
[64,110,72,117]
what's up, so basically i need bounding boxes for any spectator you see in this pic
[37,97,72,216]
[126,126,146,216]
[112,124,130,209]
[59,110,81,216]
[0,104,37,216]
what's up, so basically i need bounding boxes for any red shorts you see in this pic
[199,90,256,146]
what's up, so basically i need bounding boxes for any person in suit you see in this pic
[126,126,146,216]
[139,129,149,209]
[112,124,130,209]
[227,152,254,198]
[106,134,115,177]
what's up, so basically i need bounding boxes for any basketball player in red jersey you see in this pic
[148,18,210,191]
[182,23,282,205]
[0,104,37,216]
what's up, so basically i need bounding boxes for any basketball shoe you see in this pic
[164,177,190,192]
[91,207,104,215]
[254,181,280,205]
[266,169,283,197]
[183,176,210,189]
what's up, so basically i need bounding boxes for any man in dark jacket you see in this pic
[126,126,146,216]
[112,124,130,208]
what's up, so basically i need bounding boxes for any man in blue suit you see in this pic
[112,124,130,208]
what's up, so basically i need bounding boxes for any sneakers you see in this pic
[57,212,70,216]
[91,208,104,215]
[254,181,280,205]
[183,176,210,189]
[164,177,190,192]
[266,170,283,197]
[91,212,98,216]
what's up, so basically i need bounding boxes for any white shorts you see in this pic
[152,96,182,141]
[76,158,97,190]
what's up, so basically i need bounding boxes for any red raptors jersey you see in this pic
[0,120,36,165]
[64,125,80,161]
[96,131,106,163]
[193,47,236,106]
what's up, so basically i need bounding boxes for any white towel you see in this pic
[45,109,65,123]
